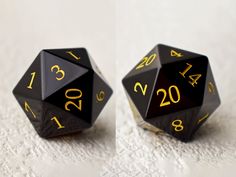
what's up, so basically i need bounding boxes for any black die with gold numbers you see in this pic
[122,44,220,142]
[13,48,112,138]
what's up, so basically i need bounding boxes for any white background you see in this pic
[1,0,236,177]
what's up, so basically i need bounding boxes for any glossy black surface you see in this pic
[122,44,221,142]
[13,48,113,138]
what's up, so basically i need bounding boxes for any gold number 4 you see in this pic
[51,116,65,129]
[65,88,83,111]
[156,85,180,107]
[51,65,65,81]
[179,63,202,87]
[172,119,184,132]
[136,53,157,70]
[170,50,183,58]
[24,101,36,119]
[27,72,36,89]
[134,82,147,96]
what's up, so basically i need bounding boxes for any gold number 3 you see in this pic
[65,88,82,111]
[51,65,65,81]
[134,82,147,96]
[156,85,180,107]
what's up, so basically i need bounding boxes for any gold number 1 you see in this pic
[27,72,36,89]
[66,51,80,60]
[197,113,209,124]
[51,116,65,129]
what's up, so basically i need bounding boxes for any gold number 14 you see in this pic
[179,63,202,87]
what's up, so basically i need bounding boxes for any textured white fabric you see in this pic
[1,0,236,176]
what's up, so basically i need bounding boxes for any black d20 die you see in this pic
[13,48,112,138]
[122,44,220,142]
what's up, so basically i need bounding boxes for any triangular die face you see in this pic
[125,92,161,133]
[124,45,161,79]
[191,98,220,137]
[44,48,92,69]
[40,102,91,138]
[147,57,208,119]
[44,71,94,124]
[91,73,113,124]
[122,68,158,118]
[13,53,42,100]
[88,53,107,82]
[158,44,205,65]
[146,107,201,142]
[13,94,43,135]
[41,51,88,99]
[202,64,221,107]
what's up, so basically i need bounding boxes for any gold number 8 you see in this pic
[171,119,184,132]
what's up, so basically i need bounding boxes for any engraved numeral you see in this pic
[134,82,147,96]
[179,63,202,87]
[170,50,183,58]
[172,119,184,132]
[208,82,215,94]
[189,74,202,87]
[50,65,65,81]
[96,90,105,102]
[156,85,180,107]
[197,113,209,124]
[24,101,36,119]
[136,53,157,70]
[66,51,80,60]
[179,63,192,77]
[51,116,65,129]
[65,88,83,111]
[27,72,36,89]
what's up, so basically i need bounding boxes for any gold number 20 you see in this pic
[156,85,180,107]
[65,88,82,111]
[136,53,157,70]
